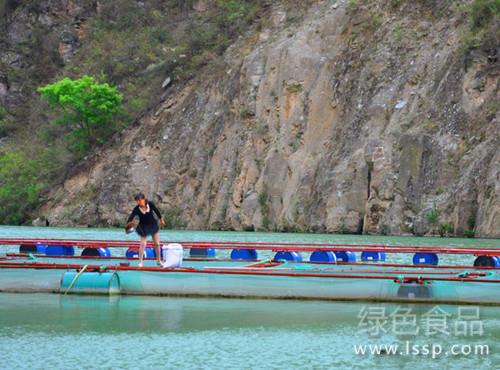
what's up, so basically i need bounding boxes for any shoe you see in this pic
[138,262,143,268]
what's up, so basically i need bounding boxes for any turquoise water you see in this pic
[1,293,499,369]
[1,225,499,246]
[1,226,500,369]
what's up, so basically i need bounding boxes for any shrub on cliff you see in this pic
[0,151,43,224]
[462,0,500,50]
[469,0,500,29]
[438,222,454,237]
[38,75,123,157]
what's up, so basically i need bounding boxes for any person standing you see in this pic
[126,192,165,267]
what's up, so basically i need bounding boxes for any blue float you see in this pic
[230,249,258,260]
[19,244,47,254]
[334,251,356,262]
[60,272,121,294]
[273,251,303,262]
[45,245,75,256]
[473,255,500,268]
[189,248,216,258]
[361,251,386,261]
[413,253,439,265]
[125,247,155,259]
[81,247,111,258]
[310,251,337,263]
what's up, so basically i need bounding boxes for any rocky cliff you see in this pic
[1,1,499,236]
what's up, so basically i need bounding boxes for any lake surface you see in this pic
[0,226,499,369]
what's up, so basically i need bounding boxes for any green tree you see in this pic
[0,151,43,224]
[38,75,123,156]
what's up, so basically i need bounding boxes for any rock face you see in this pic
[5,1,499,236]
[0,1,95,111]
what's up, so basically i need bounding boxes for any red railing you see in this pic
[0,261,499,284]
[1,237,499,256]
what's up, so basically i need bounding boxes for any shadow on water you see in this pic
[1,293,500,336]
[0,293,367,334]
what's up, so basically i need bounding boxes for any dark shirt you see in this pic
[127,201,162,227]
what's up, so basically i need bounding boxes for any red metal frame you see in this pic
[0,255,490,275]
[5,252,500,270]
[0,261,498,284]
[1,237,500,256]
[5,253,257,263]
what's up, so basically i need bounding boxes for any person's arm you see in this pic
[149,202,165,226]
[126,207,138,223]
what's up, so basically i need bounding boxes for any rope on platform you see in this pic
[64,264,89,295]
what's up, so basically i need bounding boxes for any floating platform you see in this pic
[1,238,500,305]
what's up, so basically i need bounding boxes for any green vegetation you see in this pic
[439,222,454,237]
[38,76,123,156]
[255,158,263,170]
[425,204,441,226]
[347,0,359,11]
[215,0,260,36]
[0,152,43,224]
[163,207,184,229]
[0,0,313,226]
[240,107,254,119]
[464,214,476,238]
[390,0,403,8]
[258,189,271,229]
[258,190,267,208]
[462,0,500,50]
[262,215,270,229]
[0,106,10,137]
[72,0,261,87]
[469,0,500,29]
[371,13,383,29]
[339,221,351,235]
[463,229,475,238]
[286,82,303,93]
[393,24,404,43]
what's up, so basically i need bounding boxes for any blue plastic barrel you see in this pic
[273,251,303,262]
[189,248,216,258]
[60,271,120,294]
[81,247,111,258]
[361,251,386,261]
[413,253,439,265]
[310,251,337,263]
[20,244,47,254]
[125,247,155,259]
[473,255,500,267]
[334,251,356,262]
[230,249,258,260]
[45,245,75,256]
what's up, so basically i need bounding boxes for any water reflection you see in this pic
[2,293,500,336]
[1,293,500,369]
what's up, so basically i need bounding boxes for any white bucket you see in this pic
[161,243,183,268]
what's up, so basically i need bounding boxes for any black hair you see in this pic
[134,192,146,201]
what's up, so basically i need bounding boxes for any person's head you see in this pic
[134,192,147,207]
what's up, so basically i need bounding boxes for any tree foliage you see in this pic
[38,76,123,156]
[0,151,43,224]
